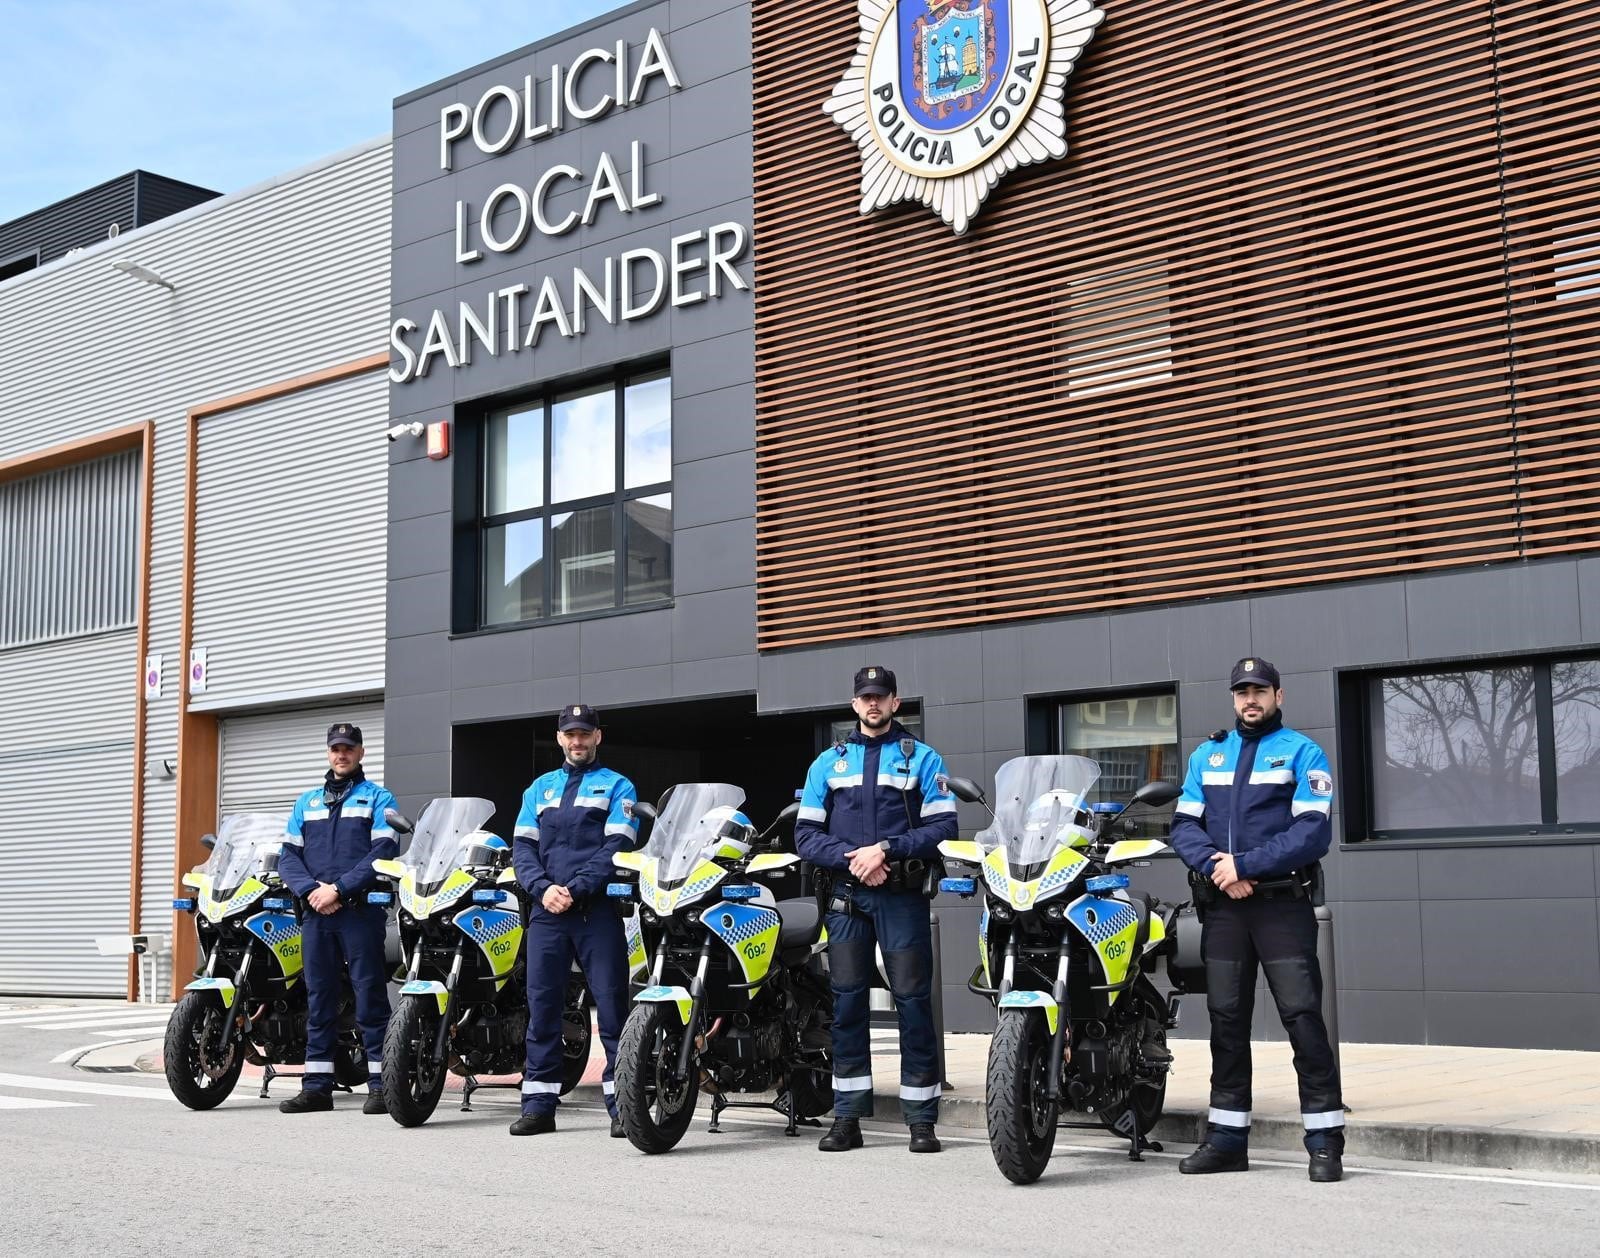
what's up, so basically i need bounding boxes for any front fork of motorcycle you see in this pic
[675,937,713,1082]
[216,947,254,1052]
[433,941,464,1063]
[1046,942,1071,1103]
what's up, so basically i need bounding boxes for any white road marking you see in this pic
[51,1035,165,1065]
[8,1010,175,1030]
[0,1073,176,1101]
[89,1024,172,1039]
[0,1096,88,1110]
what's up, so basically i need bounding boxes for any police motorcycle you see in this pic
[939,755,1185,1183]
[167,813,367,1109]
[608,784,833,1153]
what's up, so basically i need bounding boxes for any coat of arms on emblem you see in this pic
[825,0,1104,234]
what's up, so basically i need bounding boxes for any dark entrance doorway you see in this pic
[451,695,823,841]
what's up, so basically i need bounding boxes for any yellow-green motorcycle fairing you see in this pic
[187,871,269,924]
[398,867,475,920]
[241,911,303,981]
[1104,838,1169,864]
[625,914,647,980]
[976,907,992,988]
[399,979,450,1015]
[701,900,781,993]
[635,984,693,1024]
[1062,891,1141,1002]
[998,990,1059,1035]
[746,852,800,875]
[184,976,237,1009]
[982,845,1090,911]
[636,855,726,918]
[452,904,522,988]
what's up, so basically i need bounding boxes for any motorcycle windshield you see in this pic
[642,783,746,886]
[402,797,496,886]
[205,813,291,894]
[976,755,1102,869]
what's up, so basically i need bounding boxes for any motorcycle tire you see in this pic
[615,1003,698,1154]
[382,996,448,1127]
[560,993,593,1095]
[164,990,244,1110]
[334,1040,368,1089]
[986,1008,1059,1185]
[785,1066,833,1119]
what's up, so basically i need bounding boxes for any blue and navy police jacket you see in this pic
[278,775,399,901]
[512,763,639,904]
[1170,714,1335,881]
[794,722,959,872]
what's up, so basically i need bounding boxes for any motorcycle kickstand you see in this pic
[259,1061,276,1100]
[1123,1101,1163,1162]
[782,1088,799,1138]
[707,1090,727,1133]
[461,1074,478,1112]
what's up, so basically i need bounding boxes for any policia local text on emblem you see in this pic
[826,0,1104,233]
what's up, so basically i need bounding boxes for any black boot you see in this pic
[509,1111,556,1136]
[610,1115,626,1139]
[1309,1148,1343,1182]
[278,1089,333,1114]
[818,1117,863,1151]
[908,1122,941,1153]
[362,1090,388,1115]
[1179,1142,1249,1174]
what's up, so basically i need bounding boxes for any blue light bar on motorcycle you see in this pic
[367,891,393,905]
[471,889,506,904]
[1086,873,1130,893]
[722,885,761,900]
[263,897,293,910]
[606,883,635,898]
[171,897,195,911]
[1090,801,1125,814]
[939,877,976,895]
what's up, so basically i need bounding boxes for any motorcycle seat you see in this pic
[775,898,823,949]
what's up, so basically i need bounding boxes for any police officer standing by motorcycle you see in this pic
[276,722,397,1114]
[795,667,959,1154]
[510,704,638,1138]
[1170,658,1344,1181]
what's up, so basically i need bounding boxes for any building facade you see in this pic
[387,0,1600,1048]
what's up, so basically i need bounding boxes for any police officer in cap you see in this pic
[1170,658,1345,1181]
[510,704,638,1137]
[276,722,397,1113]
[795,666,959,1154]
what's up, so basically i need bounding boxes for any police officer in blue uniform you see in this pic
[795,667,959,1154]
[1170,658,1345,1181]
[510,704,638,1137]
[276,722,397,1114]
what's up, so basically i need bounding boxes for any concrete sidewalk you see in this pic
[88,1032,1600,1174]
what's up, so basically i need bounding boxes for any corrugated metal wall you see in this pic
[0,449,138,648]
[192,371,388,706]
[751,0,1600,648]
[0,139,392,978]
[219,702,386,815]
[0,634,137,993]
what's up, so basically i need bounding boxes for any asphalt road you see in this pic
[3,1004,1599,1257]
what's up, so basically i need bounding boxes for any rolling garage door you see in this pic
[218,702,385,817]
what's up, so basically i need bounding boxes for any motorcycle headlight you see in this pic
[989,900,1014,922]
[641,907,659,926]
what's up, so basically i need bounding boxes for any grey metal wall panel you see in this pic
[193,371,387,706]
[0,139,392,972]
[219,702,386,815]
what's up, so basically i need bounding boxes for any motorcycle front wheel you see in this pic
[382,995,448,1127]
[615,1004,697,1153]
[164,991,244,1110]
[560,987,593,1095]
[986,1008,1059,1184]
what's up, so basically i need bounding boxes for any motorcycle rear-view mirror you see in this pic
[1130,780,1181,809]
[756,801,800,845]
[200,833,217,851]
[939,775,986,805]
[631,800,659,823]
[384,808,415,836]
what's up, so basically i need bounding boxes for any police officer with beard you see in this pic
[510,704,638,1137]
[276,722,397,1114]
[1170,658,1344,1182]
[795,667,959,1154]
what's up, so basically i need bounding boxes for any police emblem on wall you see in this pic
[825,0,1105,234]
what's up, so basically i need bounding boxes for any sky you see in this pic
[0,0,622,223]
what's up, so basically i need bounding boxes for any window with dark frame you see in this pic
[479,368,671,626]
[1028,687,1181,841]
[1355,656,1600,839]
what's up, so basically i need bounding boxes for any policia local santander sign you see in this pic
[826,0,1104,234]
[389,29,749,384]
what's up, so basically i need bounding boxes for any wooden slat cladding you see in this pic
[750,0,1600,649]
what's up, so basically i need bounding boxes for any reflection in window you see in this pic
[1553,661,1600,821]
[479,367,671,626]
[1059,690,1180,838]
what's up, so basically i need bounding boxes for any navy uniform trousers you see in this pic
[302,901,390,1092]
[826,881,940,1125]
[1204,894,1344,1152]
[521,905,629,1117]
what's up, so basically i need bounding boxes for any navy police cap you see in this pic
[1230,657,1281,690]
[558,703,599,732]
[853,666,897,697]
[326,722,363,748]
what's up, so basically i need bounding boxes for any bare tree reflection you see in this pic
[1553,661,1600,819]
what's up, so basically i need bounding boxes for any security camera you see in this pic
[387,422,424,442]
